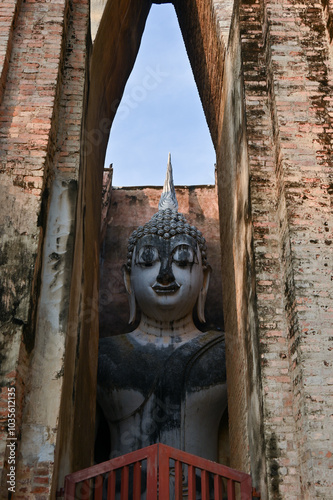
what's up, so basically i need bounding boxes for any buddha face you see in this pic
[124,233,209,323]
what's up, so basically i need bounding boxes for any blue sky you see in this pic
[105,4,216,187]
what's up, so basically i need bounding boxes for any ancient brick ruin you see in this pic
[0,0,332,498]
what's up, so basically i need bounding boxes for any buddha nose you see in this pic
[156,259,175,285]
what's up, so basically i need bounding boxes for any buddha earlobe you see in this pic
[197,265,211,323]
[122,264,136,324]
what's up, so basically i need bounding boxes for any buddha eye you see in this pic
[172,245,197,267]
[136,246,159,267]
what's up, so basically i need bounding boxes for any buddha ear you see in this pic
[122,264,136,324]
[197,265,211,323]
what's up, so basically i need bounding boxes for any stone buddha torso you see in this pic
[98,328,226,461]
[97,156,227,463]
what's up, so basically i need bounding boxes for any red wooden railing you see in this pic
[63,444,260,499]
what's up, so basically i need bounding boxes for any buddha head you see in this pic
[123,154,211,324]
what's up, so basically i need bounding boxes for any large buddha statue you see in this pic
[97,155,227,464]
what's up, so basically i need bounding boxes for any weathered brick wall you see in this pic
[237,2,302,497]
[263,2,332,497]
[212,0,333,498]
[0,0,91,497]
[235,0,332,498]
[0,0,69,494]
[0,0,22,105]
[214,5,267,493]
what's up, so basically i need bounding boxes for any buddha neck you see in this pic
[135,312,200,345]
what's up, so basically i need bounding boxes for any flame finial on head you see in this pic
[158,153,178,211]
[126,153,208,272]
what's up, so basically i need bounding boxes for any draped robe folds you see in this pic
[97,330,227,462]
